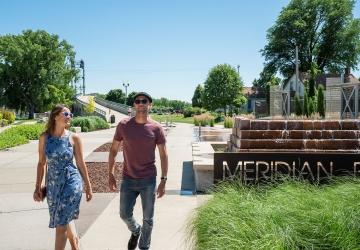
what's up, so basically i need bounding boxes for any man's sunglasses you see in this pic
[134,99,149,105]
[61,111,73,118]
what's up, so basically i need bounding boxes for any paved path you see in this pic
[0,123,206,250]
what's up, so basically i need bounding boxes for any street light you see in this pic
[237,65,240,76]
[79,59,85,95]
[72,59,85,96]
[123,82,130,104]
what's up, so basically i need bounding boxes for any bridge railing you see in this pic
[75,97,107,119]
[94,97,131,115]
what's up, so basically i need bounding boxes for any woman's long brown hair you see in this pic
[45,104,67,135]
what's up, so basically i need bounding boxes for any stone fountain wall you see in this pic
[229,117,360,152]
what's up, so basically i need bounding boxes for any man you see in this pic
[108,92,168,250]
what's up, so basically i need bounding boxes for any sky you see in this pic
[0,0,359,102]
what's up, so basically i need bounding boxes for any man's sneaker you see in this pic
[128,227,141,250]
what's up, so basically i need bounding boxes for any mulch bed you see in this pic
[93,142,123,152]
[93,143,112,152]
[86,162,123,193]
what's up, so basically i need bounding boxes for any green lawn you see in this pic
[188,178,360,250]
[150,114,194,124]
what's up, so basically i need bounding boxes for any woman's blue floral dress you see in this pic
[45,131,83,228]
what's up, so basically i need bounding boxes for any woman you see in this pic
[33,104,93,250]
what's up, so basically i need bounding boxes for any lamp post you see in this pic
[123,82,129,104]
[237,65,240,76]
[79,59,85,95]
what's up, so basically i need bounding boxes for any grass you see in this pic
[150,114,194,124]
[188,178,360,250]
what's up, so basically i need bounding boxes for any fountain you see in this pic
[192,117,360,192]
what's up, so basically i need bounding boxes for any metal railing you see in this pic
[75,97,107,119]
[94,97,131,115]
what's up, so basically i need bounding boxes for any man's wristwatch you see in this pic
[161,176,167,181]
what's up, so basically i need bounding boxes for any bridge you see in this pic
[76,95,130,123]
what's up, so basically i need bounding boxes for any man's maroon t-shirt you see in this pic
[114,117,166,179]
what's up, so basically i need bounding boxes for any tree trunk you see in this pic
[224,106,227,116]
[28,104,35,119]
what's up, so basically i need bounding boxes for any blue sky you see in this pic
[1,0,359,102]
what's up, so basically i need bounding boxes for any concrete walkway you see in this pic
[0,123,206,250]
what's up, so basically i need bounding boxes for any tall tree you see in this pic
[192,84,204,107]
[262,0,360,78]
[317,84,325,118]
[126,91,137,106]
[203,64,245,115]
[0,30,78,118]
[105,89,125,104]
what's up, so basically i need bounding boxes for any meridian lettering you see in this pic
[222,160,336,182]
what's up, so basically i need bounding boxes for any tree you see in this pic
[308,97,316,116]
[317,84,325,118]
[84,96,95,114]
[203,64,245,116]
[0,30,78,118]
[105,89,125,104]
[308,63,319,98]
[192,84,204,107]
[126,91,137,106]
[303,91,309,117]
[262,0,360,78]
[295,95,303,116]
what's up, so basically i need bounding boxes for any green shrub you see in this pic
[183,107,206,118]
[71,116,109,132]
[223,116,233,128]
[0,112,2,120]
[0,119,8,127]
[1,110,16,124]
[317,84,325,118]
[0,124,45,150]
[14,124,45,140]
[0,130,29,150]
[188,178,360,250]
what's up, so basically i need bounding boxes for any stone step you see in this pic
[233,130,360,140]
[234,117,360,131]
[230,138,360,150]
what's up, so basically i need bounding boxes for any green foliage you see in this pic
[262,0,360,78]
[188,178,360,250]
[203,64,245,116]
[0,29,77,119]
[71,116,109,132]
[126,91,137,106]
[193,114,215,127]
[84,96,95,114]
[294,95,303,116]
[223,116,234,128]
[0,124,45,149]
[105,89,126,104]
[183,107,206,118]
[303,91,309,117]
[308,62,319,98]
[0,110,15,124]
[308,97,316,116]
[317,84,325,118]
[152,97,191,113]
[192,84,204,108]
[0,119,8,127]
[15,124,45,140]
